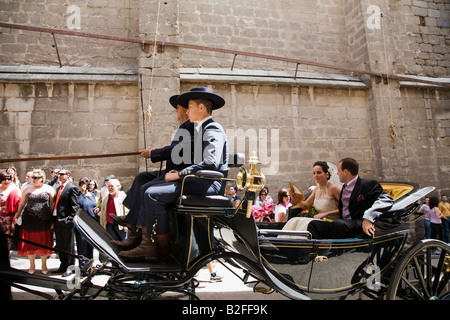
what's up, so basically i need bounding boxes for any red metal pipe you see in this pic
[0,22,449,88]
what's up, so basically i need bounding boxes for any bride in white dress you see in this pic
[282,161,342,236]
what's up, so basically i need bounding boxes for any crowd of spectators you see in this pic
[1,165,125,275]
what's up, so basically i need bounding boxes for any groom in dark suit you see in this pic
[307,158,393,239]
[52,169,80,276]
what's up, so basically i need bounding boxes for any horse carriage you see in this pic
[0,153,449,300]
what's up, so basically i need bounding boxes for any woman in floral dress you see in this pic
[0,171,21,251]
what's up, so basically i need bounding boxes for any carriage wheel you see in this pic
[386,239,450,300]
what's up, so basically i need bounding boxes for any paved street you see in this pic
[8,248,433,319]
[8,250,289,300]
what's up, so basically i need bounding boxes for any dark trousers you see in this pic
[106,222,126,241]
[430,222,444,241]
[441,218,449,242]
[74,228,93,262]
[122,171,163,227]
[424,218,431,239]
[54,220,75,269]
[143,178,224,234]
[307,219,364,239]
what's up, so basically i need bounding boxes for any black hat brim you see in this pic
[177,91,225,110]
[169,95,180,108]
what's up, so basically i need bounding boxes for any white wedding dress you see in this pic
[280,182,339,239]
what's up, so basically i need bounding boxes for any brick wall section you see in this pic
[400,87,450,185]
[0,0,448,74]
[0,0,140,68]
[380,0,450,76]
[344,0,370,70]
[1,82,139,188]
[178,0,353,72]
[184,83,373,194]
[0,0,449,195]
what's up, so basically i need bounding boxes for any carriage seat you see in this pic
[179,194,233,207]
[176,153,245,209]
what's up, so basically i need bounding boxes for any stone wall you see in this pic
[0,0,449,196]
[400,0,450,76]
[0,0,140,69]
[178,81,373,194]
[1,75,140,189]
[178,0,353,72]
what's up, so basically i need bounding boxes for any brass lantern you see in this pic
[235,152,266,218]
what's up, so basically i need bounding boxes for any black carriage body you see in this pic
[170,195,236,271]
[256,223,408,299]
[1,172,447,300]
[73,181,447,300]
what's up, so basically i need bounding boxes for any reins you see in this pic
[4,233,89,264]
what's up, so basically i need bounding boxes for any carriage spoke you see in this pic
[436,271,450,297]
[426,247,433,294]
[411,255,430,298]
[436,251,450,297]
[399,273,426,300]
[387,240,449,300]
[432,249,446,295]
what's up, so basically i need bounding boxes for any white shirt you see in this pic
[194,116,212,132]
[274,203,292,222]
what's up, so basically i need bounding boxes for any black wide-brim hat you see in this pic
[169,94,180,108]
[177,87,225,110]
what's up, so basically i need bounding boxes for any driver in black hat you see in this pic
[110,94,195,252]
[119,87,229,262]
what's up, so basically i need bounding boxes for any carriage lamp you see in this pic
[444,254,450,274]
[235,151,266,218]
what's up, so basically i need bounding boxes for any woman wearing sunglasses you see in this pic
[0,171,21,251]
[14,169,55,274]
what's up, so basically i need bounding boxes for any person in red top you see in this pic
[0,171,21,251]
[98,179,128,240]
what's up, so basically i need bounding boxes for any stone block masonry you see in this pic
[0,0,449,197]
[1,78,139,189]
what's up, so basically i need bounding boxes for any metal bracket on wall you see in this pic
[1,22,449,88]
[51,33,62,68]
